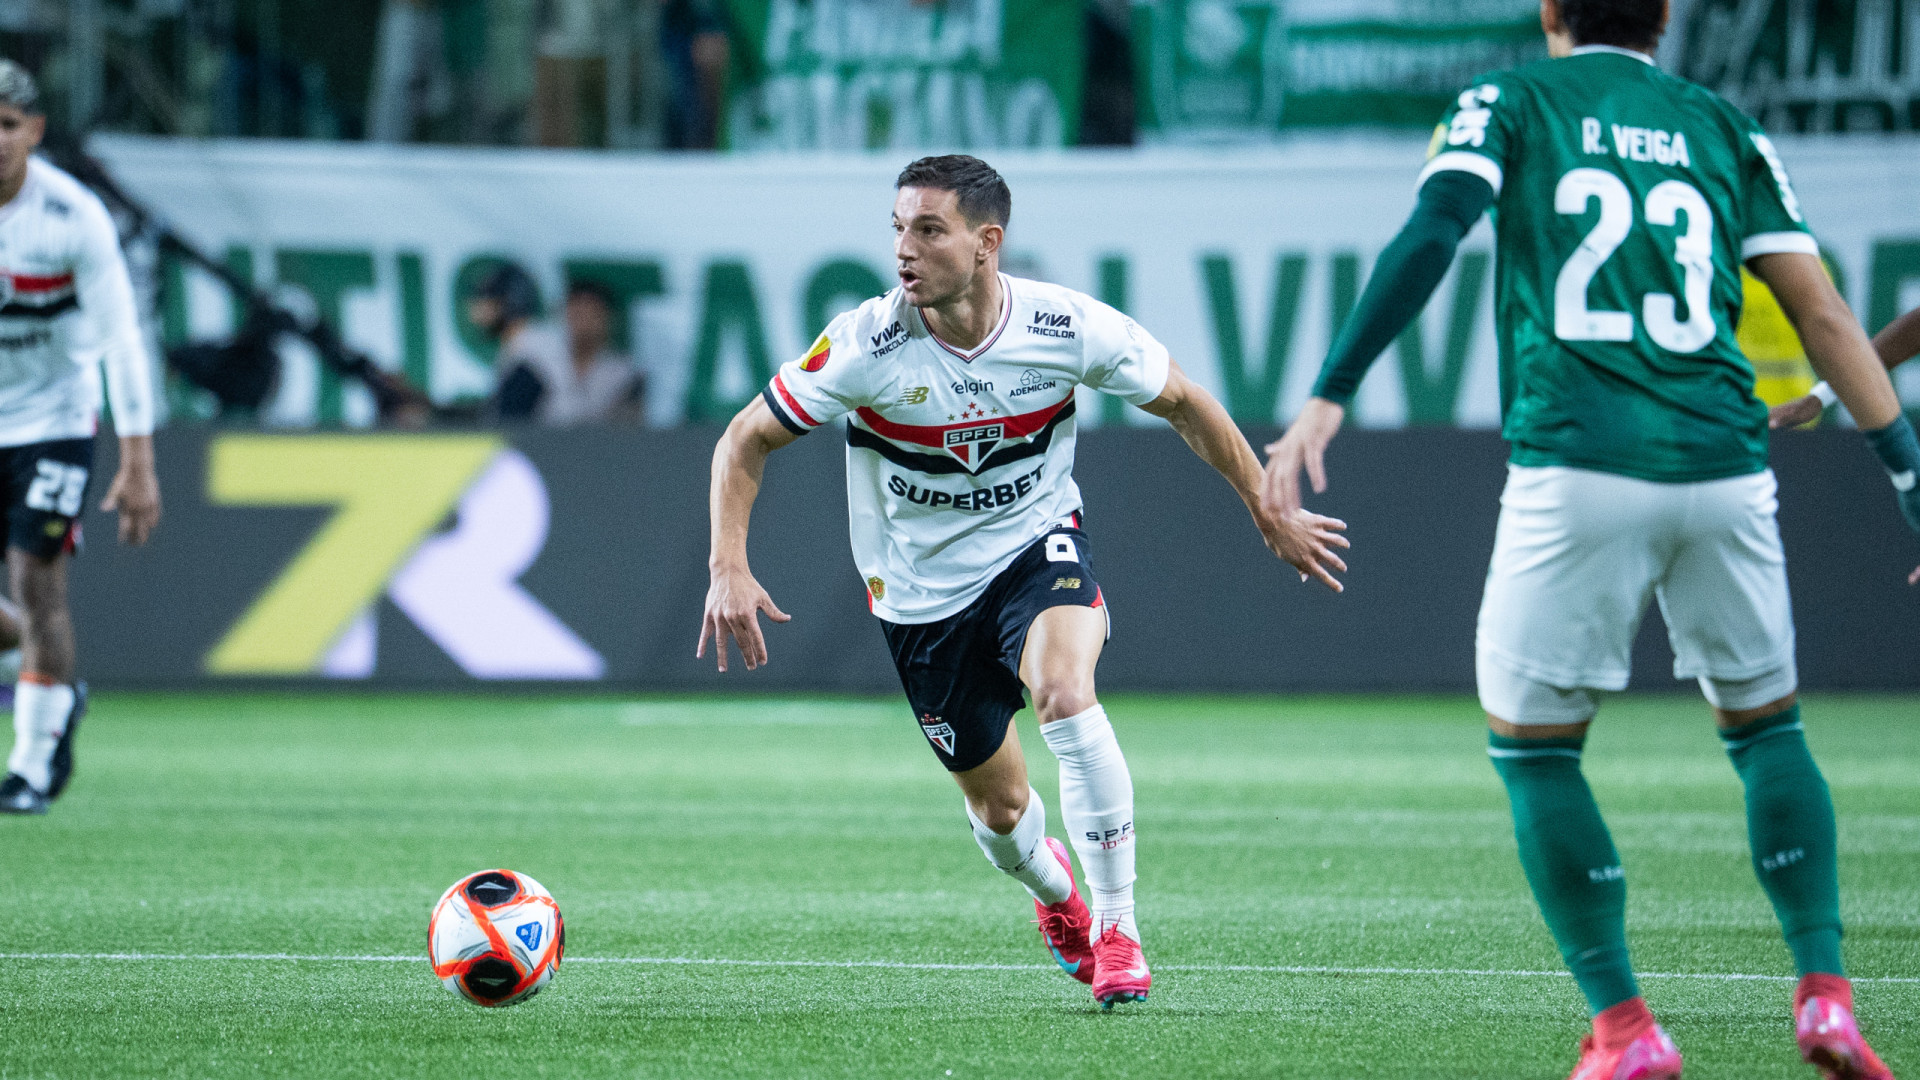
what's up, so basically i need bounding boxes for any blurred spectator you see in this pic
[1080,0,1135,146]
[469,267,644,425]
[661,0,730,149]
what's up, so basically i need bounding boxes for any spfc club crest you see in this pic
[943,421,1004,469]
[919,714,956,756]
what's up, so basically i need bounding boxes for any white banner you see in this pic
[92,134,1920,429]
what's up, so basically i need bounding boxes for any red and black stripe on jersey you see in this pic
[0,273,78,320]
[846,397,1075,477]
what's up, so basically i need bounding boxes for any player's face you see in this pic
[0,105,44,188]
[565,293,611,352]
[892,187,996,308]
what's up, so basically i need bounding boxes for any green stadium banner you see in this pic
[722,0,1084,151]
[1132,0,1546,139]
[95,134,1920,430]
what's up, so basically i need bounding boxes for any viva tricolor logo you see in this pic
[204,435,602,679]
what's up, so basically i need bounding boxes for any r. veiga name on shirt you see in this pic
[888,464,1045,511]
[1581,117,1692,167]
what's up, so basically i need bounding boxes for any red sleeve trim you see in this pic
[772,374,822,428]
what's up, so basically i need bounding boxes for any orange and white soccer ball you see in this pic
[428,869,564,1007]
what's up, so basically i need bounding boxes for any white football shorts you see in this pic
[1476,465,1797,724]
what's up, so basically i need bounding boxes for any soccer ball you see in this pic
[428,869,565,1007]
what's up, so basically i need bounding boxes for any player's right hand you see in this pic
[698,565,791,672]
[1768,393,1824,429]
[1256,505,1350,593]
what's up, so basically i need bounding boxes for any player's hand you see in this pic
[697,564,791,672]
[1262,397,1346,520]
[1769,393,1824,429]
[101,454,161,546]
[1254,503,1350,593]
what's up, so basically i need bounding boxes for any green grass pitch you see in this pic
[0,692,1913,1079]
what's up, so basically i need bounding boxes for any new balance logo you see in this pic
[1052,577,1081,590]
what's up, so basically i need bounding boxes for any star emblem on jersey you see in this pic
[919,715,956,756]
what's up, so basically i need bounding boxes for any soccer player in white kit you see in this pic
[700,155,1348,1006]
[0,62,161,815]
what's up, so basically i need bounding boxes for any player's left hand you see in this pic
[102,459,161,546]
[1769,393,1824,429]
[1254,504,1349,593]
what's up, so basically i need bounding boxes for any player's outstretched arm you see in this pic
[1753,250,1920,582]
[75,189,162,546]
[1139,360,1350,592]
[1771,303,1920,429]
[1261,170,1492,521]
[700,396,800,670]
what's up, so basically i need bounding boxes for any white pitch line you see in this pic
[0,952,1915,985]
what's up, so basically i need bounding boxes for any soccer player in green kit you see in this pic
[1264,1,1917,1078]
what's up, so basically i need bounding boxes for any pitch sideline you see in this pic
[0,952,1914,985]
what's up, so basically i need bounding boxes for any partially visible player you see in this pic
[1771,307,1920,583]
[1263,1,1911,1077]
[0,62,161,815]
[700,155,1346,1006]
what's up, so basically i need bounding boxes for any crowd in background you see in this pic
[0,0,1137,149]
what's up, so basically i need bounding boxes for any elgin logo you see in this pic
[1085,822,1133,850]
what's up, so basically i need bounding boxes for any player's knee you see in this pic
[968,790,1027,835]
[1700,667,1797,723]
[1029,673,1096,725]
[1478,656,1598,728]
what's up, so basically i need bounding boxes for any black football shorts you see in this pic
[1,437,94,559]
[880,517,1107,773]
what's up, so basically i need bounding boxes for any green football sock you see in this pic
[1489,732,1640,1014]
[1720,704,1844,977]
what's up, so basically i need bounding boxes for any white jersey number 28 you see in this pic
[25,460,88,517]
[1553,168,1717,353]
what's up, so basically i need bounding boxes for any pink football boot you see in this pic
[1032,837,1093,985]
[1090,924,1150,1008]
[1567,999,1683,1080]
[1796,974,1895,1080]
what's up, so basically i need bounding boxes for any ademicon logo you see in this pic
[204,435,603,680]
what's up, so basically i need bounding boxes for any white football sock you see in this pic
[966,787,1072,906]
[1042,704,1137,943]
[8,680,73,793]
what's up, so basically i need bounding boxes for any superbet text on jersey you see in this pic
[761,274,1168,623]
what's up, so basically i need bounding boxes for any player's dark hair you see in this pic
[895,155,1011,229]
[566,279,615,308]
[1558,0,1666,51]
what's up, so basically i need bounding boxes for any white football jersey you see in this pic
[763,274,1169,623]
[0,157,155,446]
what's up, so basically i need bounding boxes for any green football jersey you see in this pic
[1424,45,1816,483]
